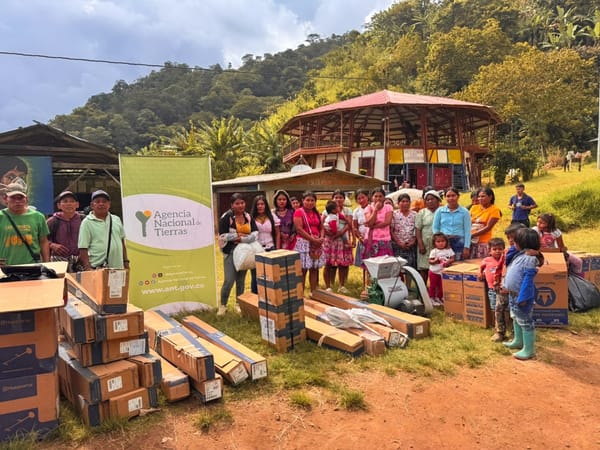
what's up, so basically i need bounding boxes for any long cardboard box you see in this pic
[148,349,190,402]
[0,370,59,442]
[0,308,58,379]
[66,270,129,314]
[304,298,404,347]
[192,336,248,385]
[180,315,268,381]
[69,333,148,367]
[144,310,215,383]
[58,343,139,403]
[303,302,386,355]
[310,289,430,339]
[461,265,494,329]
[60,296,96,343]
[190,374,223,403]
[304,317,364,357]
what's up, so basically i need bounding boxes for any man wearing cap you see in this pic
[47,191,83,271]
[0,183,50,264]
[78,190,129,270]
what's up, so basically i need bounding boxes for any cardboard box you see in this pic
[442,266,465,321]
[144,310,215,383]
[534,252,568,327]
[0,308,58,379]
[255,250,302,283]
[76,386,159,427]
[96,304,145,341]
[148,349,190,402]
[127,353,162,388]
[0,370,59,442]
[180,315,268,381]
[258,298,305,329]
[66,269,129,314]
[580,253,600,290]
[58,343,139,403]
[60,296,96,343]
[310,290,430,339]
[69,333,148,367]
[259,317,307,353]
[190,374,223,403]
[462,265,494,329]
[256,277,304,306]
[0,266,66,313]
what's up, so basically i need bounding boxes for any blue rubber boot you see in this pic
[514,329,536,360]
[503,321,523,349]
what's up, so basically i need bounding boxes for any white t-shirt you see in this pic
[429,248,455,274]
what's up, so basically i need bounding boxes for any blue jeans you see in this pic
[220,253,247,306]
[448,236,465,261]
[488,288,497,311]
[508,293,535,331]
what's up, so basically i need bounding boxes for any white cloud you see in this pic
[0,0,396,131]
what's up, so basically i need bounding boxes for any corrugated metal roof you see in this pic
[296,90,496,117]
[212,167,387,187]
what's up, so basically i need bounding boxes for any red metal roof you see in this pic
[296,90,496,117]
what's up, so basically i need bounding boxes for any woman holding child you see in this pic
[432,187,471,261]
[322,190,354,293]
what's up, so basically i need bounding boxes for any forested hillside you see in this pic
[50,33,353,151]
[50,0,600,182]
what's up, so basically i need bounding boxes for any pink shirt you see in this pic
[294,208,321,237]
[365,203,393,241]
[480,256,502,287]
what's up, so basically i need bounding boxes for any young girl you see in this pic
[323,200,347,243]
[250,195,279,294]
[533,213,583,275]
[272,190,295,250]
[503,228,543,360]
[352,189,370,298]
[428,233,455,306]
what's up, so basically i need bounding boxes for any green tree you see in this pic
[417,19,514,95]
[459,44,597,157]
[197,117,246,181]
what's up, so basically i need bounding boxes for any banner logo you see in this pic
[123,194,213,250]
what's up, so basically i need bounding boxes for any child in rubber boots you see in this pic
[478,237,505,342]
[502,228,543,360]
[428,233,455,306]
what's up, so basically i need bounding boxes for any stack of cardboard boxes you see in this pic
[58,269,160,426]
[0,262,67,441]
[442,252,569,328]
[255,250,306,352]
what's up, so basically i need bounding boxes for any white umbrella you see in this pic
[385,188,423,204]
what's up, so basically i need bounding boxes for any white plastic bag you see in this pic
[232,240,263,271]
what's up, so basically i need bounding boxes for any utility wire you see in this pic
[0,50,377,81]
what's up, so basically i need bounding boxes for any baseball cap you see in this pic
[424,190,441,201]
[5,183,27,197]
[91,190,110,201]
[55,190,77,202]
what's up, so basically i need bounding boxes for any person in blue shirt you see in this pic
[502,228,543,360]
[432,187,471,261]
[508,183,537,227]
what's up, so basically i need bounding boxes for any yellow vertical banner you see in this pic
[119,156,216,312]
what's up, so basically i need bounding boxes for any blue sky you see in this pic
[0,0,395,131]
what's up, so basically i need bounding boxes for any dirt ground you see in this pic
[45,330,600,450]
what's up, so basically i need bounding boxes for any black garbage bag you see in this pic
[568,274,600,313]
[0,264,58,282]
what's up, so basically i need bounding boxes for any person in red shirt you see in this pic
[479,237,506,342]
